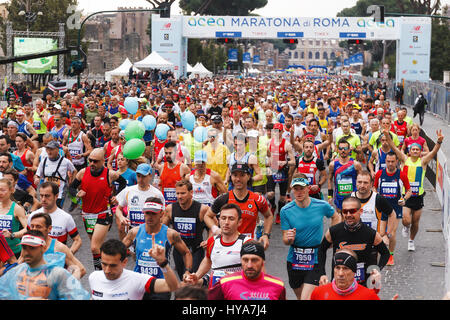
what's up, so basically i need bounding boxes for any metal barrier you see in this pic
[403,80,450,123]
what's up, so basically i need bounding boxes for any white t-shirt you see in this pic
[28,207,78,244]
[89,269,156,300]
[116,185,165,227]
[36,156,76,198]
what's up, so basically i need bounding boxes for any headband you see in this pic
[409,143,422,150]
[240,242,265,260]
[333,251,357,273]
[143,202,164,213]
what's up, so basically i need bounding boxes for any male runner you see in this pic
[184,203,252,288]
[281,173,340,300]
[156,141,190,204]
[208,240,286,300]
[69,148,127,270]
[267,123,295,223]
[328,138,363,212]
[384,128,444,251]
[318,197,390,287]
[89,238,179,300]
[162,179,209,280]
[122,197,192,300]
[205,163,273,249]
[26,212,86,279]
[374,151,412,265]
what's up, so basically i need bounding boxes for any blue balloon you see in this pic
[119,119,130,130]
[181,111,195,132]
[194,126,208,143]
[155,123,170,141]
[142,115,156,131]
[124,97,139,115]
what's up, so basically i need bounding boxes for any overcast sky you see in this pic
[77,0,450,16]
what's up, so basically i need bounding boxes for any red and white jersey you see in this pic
[391,121,408,145]
[205,234,252,288]
[297,156,320,194]
[28,207,78,244]
[269,138,287,171]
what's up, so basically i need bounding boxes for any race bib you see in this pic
[0,215,13,231]
[82,213,98,234]
[304,173,315,185]
[380,181,398,199]
[355,262,365,283]
[292,248,316,271]
[33,121,41,130]
[69,148,82,157]
[410,181,420,195]
[129,211,145,227]
[337,177,353,196]
[174,217,196,239]
[137,259,160,276]
[210,270,227,288]
[272,170,287,183]
[163,188,177,203]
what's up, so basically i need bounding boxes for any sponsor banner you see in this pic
[253,55,260,65]
[228,49,238,62]
[396,17,431,82]
[268,58,274,66]
[151,15,186,78]
[243,52,251,63]
[349,52,364,65]
[182,16,401,40]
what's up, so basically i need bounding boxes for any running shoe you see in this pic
[408,240,415,251]
[387,255,395,266]
[275,213,281,225]
[402,225,410,238]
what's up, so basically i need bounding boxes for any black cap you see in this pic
[211,115,222,122]
[231,163,251,174]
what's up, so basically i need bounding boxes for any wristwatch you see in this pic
[10,232,15,240]
[263,233,271,239]
[158,259,169,268]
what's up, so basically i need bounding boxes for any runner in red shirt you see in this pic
[69,148,127,271]
[311,249,380,300]
[205,163,273,249]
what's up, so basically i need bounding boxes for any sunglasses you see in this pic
[342,208,359,215]
[338,147,350,151]
[88,158,101,163]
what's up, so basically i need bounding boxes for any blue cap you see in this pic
[194,150,208,163]
[136,163,153,176]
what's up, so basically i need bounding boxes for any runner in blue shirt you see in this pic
[281,173,340,300]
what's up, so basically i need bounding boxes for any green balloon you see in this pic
[124,120,145,141]
[123,138,145,160]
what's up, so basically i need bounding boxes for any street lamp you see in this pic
[17,0,44,33]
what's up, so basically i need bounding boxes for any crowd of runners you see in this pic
[0,72,444,300]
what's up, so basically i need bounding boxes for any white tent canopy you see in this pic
[189,62,212,78]
[105,58,140,81]
[187,63,195,73]
[134,51,174,70]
